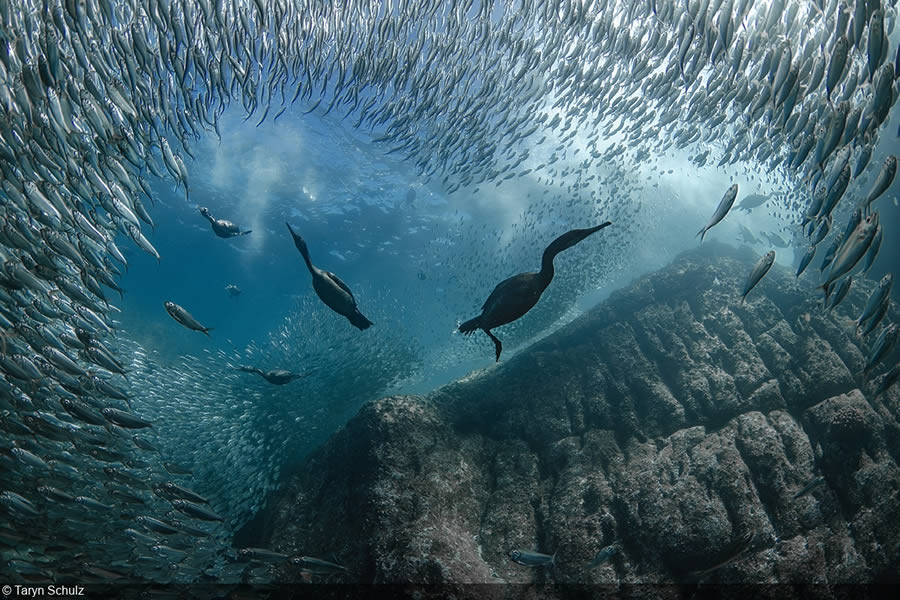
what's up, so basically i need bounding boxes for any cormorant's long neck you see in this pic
[538,222,612,286]
[286,224,315,274]
[203,212,215,225]
[538,249,556,288]
[298,245,314,273]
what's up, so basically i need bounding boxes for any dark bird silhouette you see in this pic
[459,222,611,361]
[235,366,309,385]
[286,223,373,330]
[199,207,251,238]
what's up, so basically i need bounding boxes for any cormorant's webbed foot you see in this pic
[485,329,502,362]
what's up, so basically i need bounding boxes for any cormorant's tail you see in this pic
[285,223,314,271]
[240,230,252,236]
[348,309,373,330]
[458,316,481,335]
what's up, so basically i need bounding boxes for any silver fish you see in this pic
[587,543,619,569]
[864,324,898,379]
[862,155,896,209]
[741,250,775,303]
[826,276,852,311]
[698,184,738,242]
[861,225,883,276]
[237,548,290,563]
[821,213,879,289]
[170,499,224,522]
[796,245,816,278]
[101,407,153,429]
[164,301,212,335]
[793,476,826,499]
[826,36,850,101]
[874,364,900,398]
[508,549,557,567]
[857,274,893,327]
[860,298,891,338]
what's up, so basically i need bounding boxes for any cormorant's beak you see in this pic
[285,222,307,253]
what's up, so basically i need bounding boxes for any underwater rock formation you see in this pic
[259,243,899,584]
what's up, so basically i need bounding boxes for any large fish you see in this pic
[861,225,883,276]
[856,274,893,327]
[820,232,845,272]
[864,324,898,379]
[862,155,897,210]
[735,193,769,213]
[826,276,852,311]
[867,9,885,82]
[697,184,738,242]
[825,36,850,101]
[164,301,212,336]
[821,213,879,289]
[874,364,900,398]
[796,245,816,278]
[741,250,775,303]
[859,298,891,337]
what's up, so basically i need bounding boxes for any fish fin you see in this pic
[203,328,213,336]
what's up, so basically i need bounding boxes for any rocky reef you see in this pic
[257,243,900,585]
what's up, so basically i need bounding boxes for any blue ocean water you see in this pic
[117,105,900,376]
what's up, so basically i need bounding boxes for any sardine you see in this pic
[741,251,775,303]
[697,184,738,242]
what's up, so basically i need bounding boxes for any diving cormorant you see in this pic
[458,222,611,361]
[285,223,373,330]
[236,366,308,385]
[199,207,252,238]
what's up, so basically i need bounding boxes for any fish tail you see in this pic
[697,226,706,242]
[348,309,373,330]
[458,316,481,335]
[203,327,213,336]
